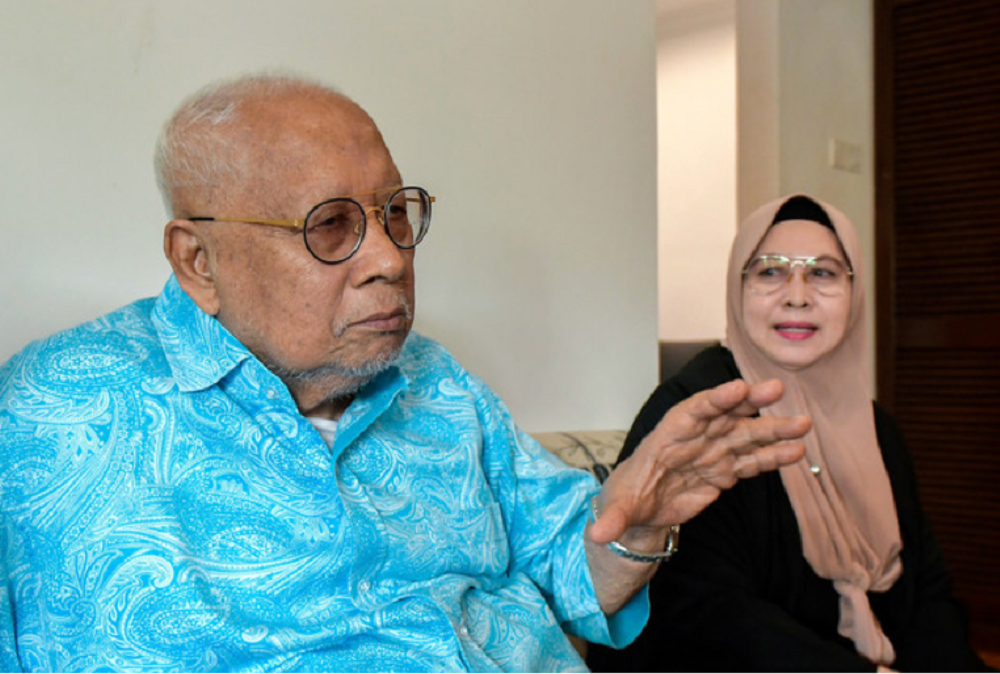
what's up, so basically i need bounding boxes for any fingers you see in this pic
[732,440,806,478]
[648,381,753,445]
[602,378,811,538]
[688,379,752,418]
[637,381,811,477]
[677,378,784,426]
[746,379,785,409]
[696,378,810,449]
[730,413,811,451]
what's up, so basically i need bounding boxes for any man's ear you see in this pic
[163,219,221,316]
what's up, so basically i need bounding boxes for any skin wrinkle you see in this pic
[160,78,413,419]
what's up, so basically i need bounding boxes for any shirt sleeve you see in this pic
[0,512,23,672]
[0,358,24,671]
[474,383,649,648]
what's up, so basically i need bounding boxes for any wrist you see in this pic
[590,496,680,564]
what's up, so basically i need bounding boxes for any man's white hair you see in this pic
[153,72,347,218]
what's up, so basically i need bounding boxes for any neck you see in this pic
[289,377,357,420]
[282,363,393,419]
[260,352,400,421]
[297,392,354,420]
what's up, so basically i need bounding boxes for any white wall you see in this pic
[656,0,736,343]
[0,0,659,432]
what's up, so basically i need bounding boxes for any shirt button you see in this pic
[459,625,469,637]
[266,389,279,400]
[358,579,371,593]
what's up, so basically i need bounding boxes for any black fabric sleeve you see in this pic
[589,472,878,672]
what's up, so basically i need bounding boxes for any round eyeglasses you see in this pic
[189,185,434,264]
[742,255,853,296]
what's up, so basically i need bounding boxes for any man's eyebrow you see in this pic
[323,184,404,201]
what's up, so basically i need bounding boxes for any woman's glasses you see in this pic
[742,255,853,296]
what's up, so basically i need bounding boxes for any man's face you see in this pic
[196,95,415,409]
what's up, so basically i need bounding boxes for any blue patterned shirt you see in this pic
[0,276,647,672]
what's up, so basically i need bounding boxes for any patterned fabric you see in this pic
[0,276,647,672]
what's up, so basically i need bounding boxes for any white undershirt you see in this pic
[307,416,338,449]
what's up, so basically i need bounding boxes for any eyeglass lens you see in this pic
[744,256,851,296]
[304,187,431,264]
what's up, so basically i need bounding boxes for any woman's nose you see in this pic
[783,270,811,306]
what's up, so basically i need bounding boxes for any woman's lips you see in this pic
[775,322,817,341]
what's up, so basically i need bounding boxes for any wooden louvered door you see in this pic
[875,0,1000,653]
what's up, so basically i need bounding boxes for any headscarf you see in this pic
[725,195,903,666]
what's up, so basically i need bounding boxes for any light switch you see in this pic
[828,138,862,174]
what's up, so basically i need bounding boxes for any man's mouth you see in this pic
[774,322,817,341]
[350,308,409,332]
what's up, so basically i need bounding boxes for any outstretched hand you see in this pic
[591,378,810,547]
[586,379,810,613]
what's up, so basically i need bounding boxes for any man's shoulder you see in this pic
[0,297,167,401]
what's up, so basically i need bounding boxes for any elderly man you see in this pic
[0,74,808,672]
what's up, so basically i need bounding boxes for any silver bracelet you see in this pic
[590,495,680,564]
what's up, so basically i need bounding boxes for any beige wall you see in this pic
[0,0,659,432]
[656,0,736,343]
[658,0,875,378]
[772,0,876,380]
[0,0,876,431]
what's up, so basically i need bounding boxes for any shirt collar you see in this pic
[151,275,251,392]
[332,363,408,456]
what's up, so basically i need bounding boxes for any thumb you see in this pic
[588,495,629,545]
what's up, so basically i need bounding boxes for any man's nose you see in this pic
[351,207,407,281]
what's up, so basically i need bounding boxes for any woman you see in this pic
[588,195,986,672]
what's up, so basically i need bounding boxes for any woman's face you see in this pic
[741,220,853,371]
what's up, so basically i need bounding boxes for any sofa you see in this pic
[530,429,624,484]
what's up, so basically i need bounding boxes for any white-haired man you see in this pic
[0,74,808,671]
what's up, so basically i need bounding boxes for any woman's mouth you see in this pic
[775,322,817,341]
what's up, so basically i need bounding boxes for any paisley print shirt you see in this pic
[0,276,647,672]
